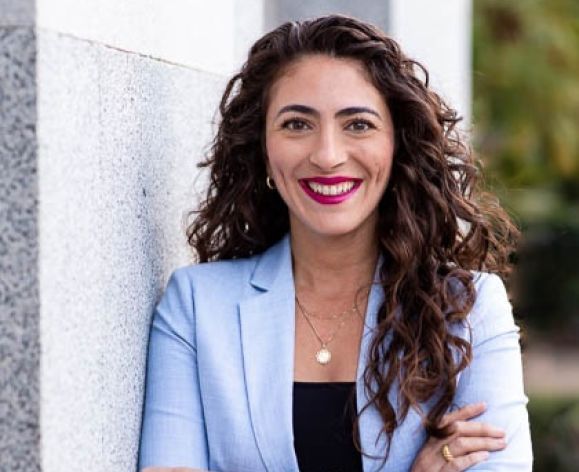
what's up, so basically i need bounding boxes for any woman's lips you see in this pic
[299,177,362,205]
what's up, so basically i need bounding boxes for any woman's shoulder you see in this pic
[465,270,517,345]
[471,270,505,291]
[469,270,510,311]
[445,270,508,310]
[170,252,261,288]
[155,254,262,318]
[170,235,291,290]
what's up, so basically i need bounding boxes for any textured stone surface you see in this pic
[233,0,265,71]
[389,0,472,125]
[265,0,390,32]
[37,29,225,472]
[0,26,40,472]
[0,0,35,26]
[36,0,238,74]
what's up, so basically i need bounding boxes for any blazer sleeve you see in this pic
[453,273,533,471]
[138,268,210,470]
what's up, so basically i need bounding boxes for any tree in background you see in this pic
[473,0,578,225]
[473,0,579,343]
[473,3,579,469]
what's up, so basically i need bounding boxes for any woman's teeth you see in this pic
[307,181,356,196]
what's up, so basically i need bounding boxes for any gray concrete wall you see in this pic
[0,22,40,472]
[37,31,226,471]
[389,0,472,127]
[0,0,35,26]
[1,0,264,470]
[265,0,389,32]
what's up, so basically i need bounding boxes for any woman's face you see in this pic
[265,54,395,240]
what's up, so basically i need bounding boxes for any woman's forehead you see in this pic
[266,55,386,115]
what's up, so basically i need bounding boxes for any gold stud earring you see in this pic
[266,176,276,190]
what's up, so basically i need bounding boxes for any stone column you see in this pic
[0,1,40,471]
[389,0,472,126]
[265,0,390,32]
[0,1,264,471]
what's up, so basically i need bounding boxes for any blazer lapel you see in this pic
[238,234,300,471]
[354,265,397,471]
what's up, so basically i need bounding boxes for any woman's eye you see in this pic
[281,118,310,131]
[347,119,375,132]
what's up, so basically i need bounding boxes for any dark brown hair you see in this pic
[186,14,519,464]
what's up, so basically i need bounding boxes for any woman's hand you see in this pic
[411,402,507,471]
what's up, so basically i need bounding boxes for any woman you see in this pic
[138,14,532,472]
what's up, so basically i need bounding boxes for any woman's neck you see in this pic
[290,227,379,298]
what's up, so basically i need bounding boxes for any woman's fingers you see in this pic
[446,436,507,456]
[411,403,507,471]
[428,403,508,471]
[451,419,506,438]
[441,451,490,472]
[440,402,486,428]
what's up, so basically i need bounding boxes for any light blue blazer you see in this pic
[138,233,533,471]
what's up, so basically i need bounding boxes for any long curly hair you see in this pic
[186,14,520,464]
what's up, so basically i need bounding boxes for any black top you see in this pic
[293,381,363,472]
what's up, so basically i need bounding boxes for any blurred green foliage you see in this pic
[472,3,579,467]
[513,224,579,342]
[473,0,579,342]
[528,395,579,471]
[473,0,579,226]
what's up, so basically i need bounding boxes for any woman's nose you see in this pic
[308,127,347,170]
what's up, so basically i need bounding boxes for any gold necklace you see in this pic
[295,296,361,365]
[297,299,358,321]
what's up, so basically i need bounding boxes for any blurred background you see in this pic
[473,1,579,469]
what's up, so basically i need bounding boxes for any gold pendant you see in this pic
[315,348,332,365]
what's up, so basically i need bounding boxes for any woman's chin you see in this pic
[295,219,372,240]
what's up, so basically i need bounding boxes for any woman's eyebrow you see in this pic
[275,104,318,118]
[336,106,382,120]
[275,104,382,120]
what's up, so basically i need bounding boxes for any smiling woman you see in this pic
[138,14,532,472]
[264,54,394,239]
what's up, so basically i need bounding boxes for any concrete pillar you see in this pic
[266,0,389,33]
[0,1,265,471]
[389,0,472,126]
[0,1,40,471]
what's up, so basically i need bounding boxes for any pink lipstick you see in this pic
[299,176,362,205]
